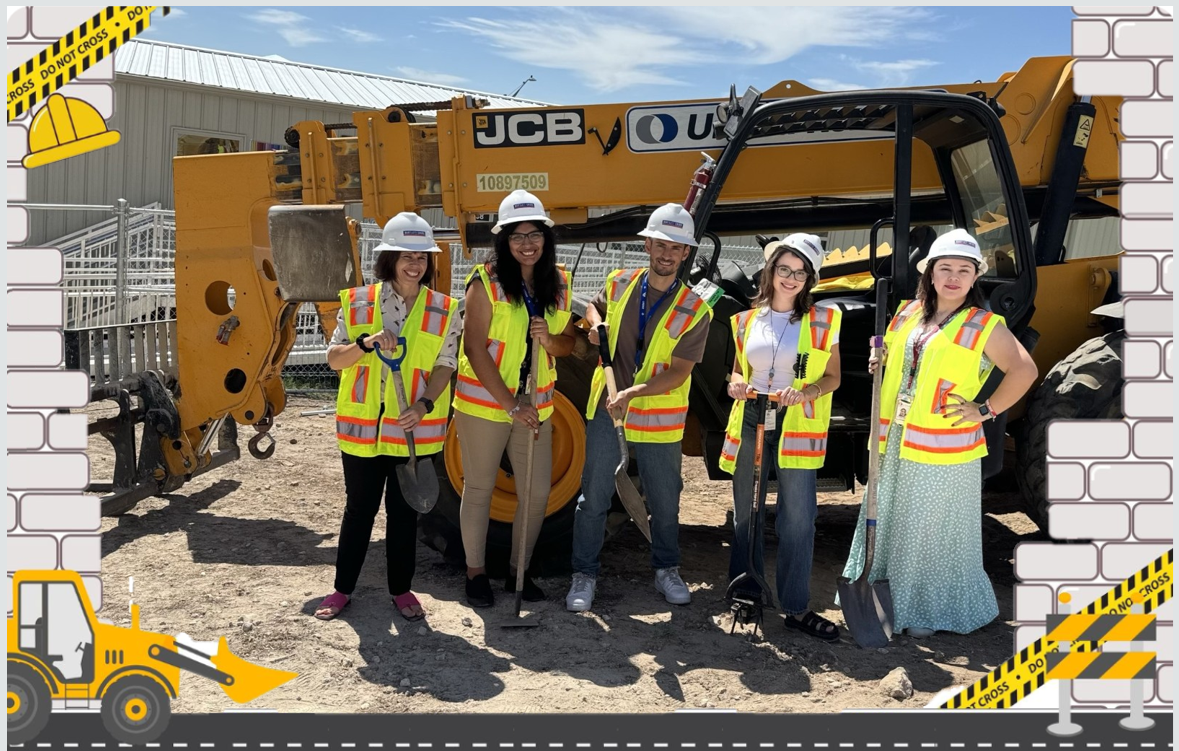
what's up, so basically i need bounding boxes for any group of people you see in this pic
[312,190,1038,642]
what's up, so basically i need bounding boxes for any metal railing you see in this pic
[42,200,768,389]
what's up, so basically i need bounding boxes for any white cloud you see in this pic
[338,26,382,44]
[846,57,940,86]
[439,11,696,92]
[247,9,329,47]
[395,66,468,86]
[809,78,866,92]
[163,8,186,17]
[649,6,939,65]
[441,7,944,94]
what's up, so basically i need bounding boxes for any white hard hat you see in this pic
[918,228,989,275]
[637,203,698,247]
[491,190,554,234]
[765,232,825,273]
[373,212,441,253]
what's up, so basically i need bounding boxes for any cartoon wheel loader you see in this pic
[7,571,296,745]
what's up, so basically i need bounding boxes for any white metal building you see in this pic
[25,38,547,245]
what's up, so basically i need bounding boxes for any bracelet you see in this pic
[507,402,522,417]
[417,397,435,413]
[809,382,823,398]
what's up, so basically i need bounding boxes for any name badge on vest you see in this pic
[895,394,914,424]
[765,404,778,432]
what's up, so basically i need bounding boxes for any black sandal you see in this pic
[783,610,840,642]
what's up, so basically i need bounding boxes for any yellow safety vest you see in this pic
[878,300,1004,465]
[335,283,458,458]
[587,269,713,444]
[718,305,842,473]
[453,263,573,424]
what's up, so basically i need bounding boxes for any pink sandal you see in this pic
[314,591,350,620]
[392,591,425,621]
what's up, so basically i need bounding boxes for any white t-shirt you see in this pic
[743,307,840,392]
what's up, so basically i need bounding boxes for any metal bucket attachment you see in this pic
[267,205,358,302]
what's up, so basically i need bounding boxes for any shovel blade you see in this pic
[836,576,895,649]
[614,475,652,543]
[210,637,298,704]
[396,460,439,514]
[267,205,358,302]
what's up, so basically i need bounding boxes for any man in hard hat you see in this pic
[566,203,713,612]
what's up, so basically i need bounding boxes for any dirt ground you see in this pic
[89,397,1043,715]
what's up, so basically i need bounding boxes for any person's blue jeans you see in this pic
[729,402,818,616]
[571,408,684,577]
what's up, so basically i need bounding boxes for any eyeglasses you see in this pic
[773,265,810,282]
[508,231,544,245]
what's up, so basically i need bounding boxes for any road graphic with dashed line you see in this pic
[12,712,1173,749]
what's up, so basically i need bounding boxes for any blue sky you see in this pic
[144,6,1074,104]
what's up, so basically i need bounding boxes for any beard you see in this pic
[650,261,678,277]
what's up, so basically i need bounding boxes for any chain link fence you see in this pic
[43,201,768,393]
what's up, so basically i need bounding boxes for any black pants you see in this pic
[334,451,418,597]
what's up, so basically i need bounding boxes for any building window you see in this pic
[175,129,243,157]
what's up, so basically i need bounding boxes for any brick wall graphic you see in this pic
[7,5,110,616]
[1011,6,1173,711]
[5,4,1174,715]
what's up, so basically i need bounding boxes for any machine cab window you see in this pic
[18,581,96,682]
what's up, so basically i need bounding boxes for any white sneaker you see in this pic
[566,573,596,612]
[654,567,691,605]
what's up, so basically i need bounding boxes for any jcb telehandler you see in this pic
[84,56,1121,560]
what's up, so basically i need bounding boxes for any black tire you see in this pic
[1015,331,1125,532]
[100,675,172,745]
[8,663,52,745]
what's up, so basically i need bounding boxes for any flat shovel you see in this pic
[373,338,440,514]
[503,336,544,629]
[836,279,895,649]
[595,325,653,543]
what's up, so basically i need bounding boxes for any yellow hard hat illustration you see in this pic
[21,93,120,169]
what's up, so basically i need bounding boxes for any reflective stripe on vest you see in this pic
[720,432,741,464]
[932,378,956,413]
[953,309,993,351]
[809,306,835,351]
[421,290,452,337]
[879,418,890,446]
[665,287,705,339]
[455,375,499,410]
[348,285,376,327]
[901,423,986,454]
[337,415,379,446]
[779,430,828,459]
[609,269,642,303]
[350,365,370,404]
[380,417,449,447]
[625,405,688,434]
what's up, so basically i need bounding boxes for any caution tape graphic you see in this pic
[940,548,1173,709]
[7,6,170,122]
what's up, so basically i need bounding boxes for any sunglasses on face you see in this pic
[773,265,810,282]
[508,231,545,245]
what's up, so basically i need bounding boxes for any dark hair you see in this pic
[916,258,986,323]
[491,221,562,312]
[374,250,435,287]
[751,246,815,323]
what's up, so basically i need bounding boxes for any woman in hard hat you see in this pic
[314,213,461,622]
[721,234,843,641]
[454,190,578,608]
[841,228,1038,637]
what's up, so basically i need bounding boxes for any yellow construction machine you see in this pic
[85,55,1121,550]
[7,570,297,745]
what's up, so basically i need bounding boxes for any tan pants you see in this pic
[455,411,553,571]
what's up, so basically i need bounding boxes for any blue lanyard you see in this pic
[635,273,679,375]
[520,284,540,318]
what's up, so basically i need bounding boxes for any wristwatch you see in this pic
[355,333,374,353]
[978,400,996,421]
[417,397,435,413]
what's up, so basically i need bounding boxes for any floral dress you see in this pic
[840,324,999,634]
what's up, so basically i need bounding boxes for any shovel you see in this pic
[725,391,779,634]
[836,279,895,649]
[373,338,440,514]
[503,336,544,629]
[595,325,653,543]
